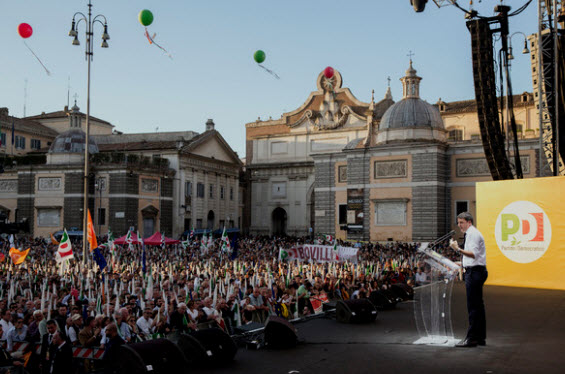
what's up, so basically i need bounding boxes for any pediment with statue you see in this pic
[285,69,371,132]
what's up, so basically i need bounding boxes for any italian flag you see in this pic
[56,229,74,263]
[220,227,231,253]
[333,240,339,261]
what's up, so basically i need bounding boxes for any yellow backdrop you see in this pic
[477,176,565,290]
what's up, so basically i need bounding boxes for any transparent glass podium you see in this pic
[413,240,461,346]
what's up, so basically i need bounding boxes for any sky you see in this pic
[1,0,538,157]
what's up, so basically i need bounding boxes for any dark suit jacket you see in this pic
[50,342,73,374]
[40,333,57,374]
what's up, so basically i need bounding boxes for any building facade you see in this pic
[246,62,545,241]
[0,107,242,238]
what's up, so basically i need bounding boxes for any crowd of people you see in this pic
[0,234,459,373]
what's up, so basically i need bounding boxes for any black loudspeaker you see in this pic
[233,321,264,334]
[369,290,397,311]
[391,283,414,301]
[117,338,189,374]
[177,328,237,367]
[322,300,338,312]
[264,316,298,349]
[336,299,378,323]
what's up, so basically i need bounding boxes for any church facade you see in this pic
[246,62,543,241]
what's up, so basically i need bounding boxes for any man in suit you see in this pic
[39,320,59,374]
[49,331,73,374]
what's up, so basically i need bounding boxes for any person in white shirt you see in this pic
[450,211,488,348]
[0,310,14,340]
[136,308,155,340]
[7,317,28,352]
[415,268,428,286]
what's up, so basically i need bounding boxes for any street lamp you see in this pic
[69,0,110,264]
[507,32,530,61]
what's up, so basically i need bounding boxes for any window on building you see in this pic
[448,129,463,141]
[0,133,5,147]
[37,208,60,227]
[220,186,225,199]
[97,208,106,226]
[197,183,205,198]
[229,220,234,228]
[185,181,192,197]
[455,201,469,223]
[15,135,25,149]
[374,200,407,226]
[209,184,214,199]
[31,139,41,150]
[471,134,481,141]
[338,204,347,225]
[230,187,234,201]
[219,219,225,228]
[196,219,203,229]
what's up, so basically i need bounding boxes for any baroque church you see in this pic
[245,60,542,241]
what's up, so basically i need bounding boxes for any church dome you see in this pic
[379,98,443,130]
[49,129,99,154]
[377,60,446,144]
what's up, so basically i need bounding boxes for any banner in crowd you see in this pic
[279,245,358,263]
[477,176,565,290]
[310,292,329,314]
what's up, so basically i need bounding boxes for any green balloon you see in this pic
[254,50,266,64]
[139,9,154,27]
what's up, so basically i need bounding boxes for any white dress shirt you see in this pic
[463,225,487,268]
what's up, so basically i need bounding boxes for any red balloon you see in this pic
[18,23,33,39]
[324,66,334,79]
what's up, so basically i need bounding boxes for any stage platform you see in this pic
[192,283,565,374]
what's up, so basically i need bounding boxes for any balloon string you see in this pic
[258,64,280,79]
[24,41,51,76]
[144,27,173,60]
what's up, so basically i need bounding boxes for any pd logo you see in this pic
[494,201,552,263]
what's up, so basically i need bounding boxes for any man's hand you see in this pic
[449,239,459,251]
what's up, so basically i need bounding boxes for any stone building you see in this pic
[0,106,242,238]
[246,61,542,241]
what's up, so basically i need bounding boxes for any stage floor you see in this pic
[192,283,565,374]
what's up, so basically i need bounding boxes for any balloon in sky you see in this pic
[254,50,266,64]
[17,23,33,39]
[324,66,334,79]
[138,9,154,26]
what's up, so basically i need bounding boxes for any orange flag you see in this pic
[51,232,60,245]
[9,247,30,265]
[87,209,98,251]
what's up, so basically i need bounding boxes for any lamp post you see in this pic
[69,0,110,264]
[507,31,530,61]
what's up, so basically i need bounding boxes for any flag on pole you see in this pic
[92,248,107,271]
[9,247,30,265]
[50,232,59,245]
[56,229,74,263]
[200,233,207,252]
[333,240,339,261]
[189,227,195,241]
[161,232,166,249]
[126,228,134,251]
[87,209,98,251]
[220,227,231,253]
[181,238,190,250]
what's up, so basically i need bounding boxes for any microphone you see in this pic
[430,230,456,246]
